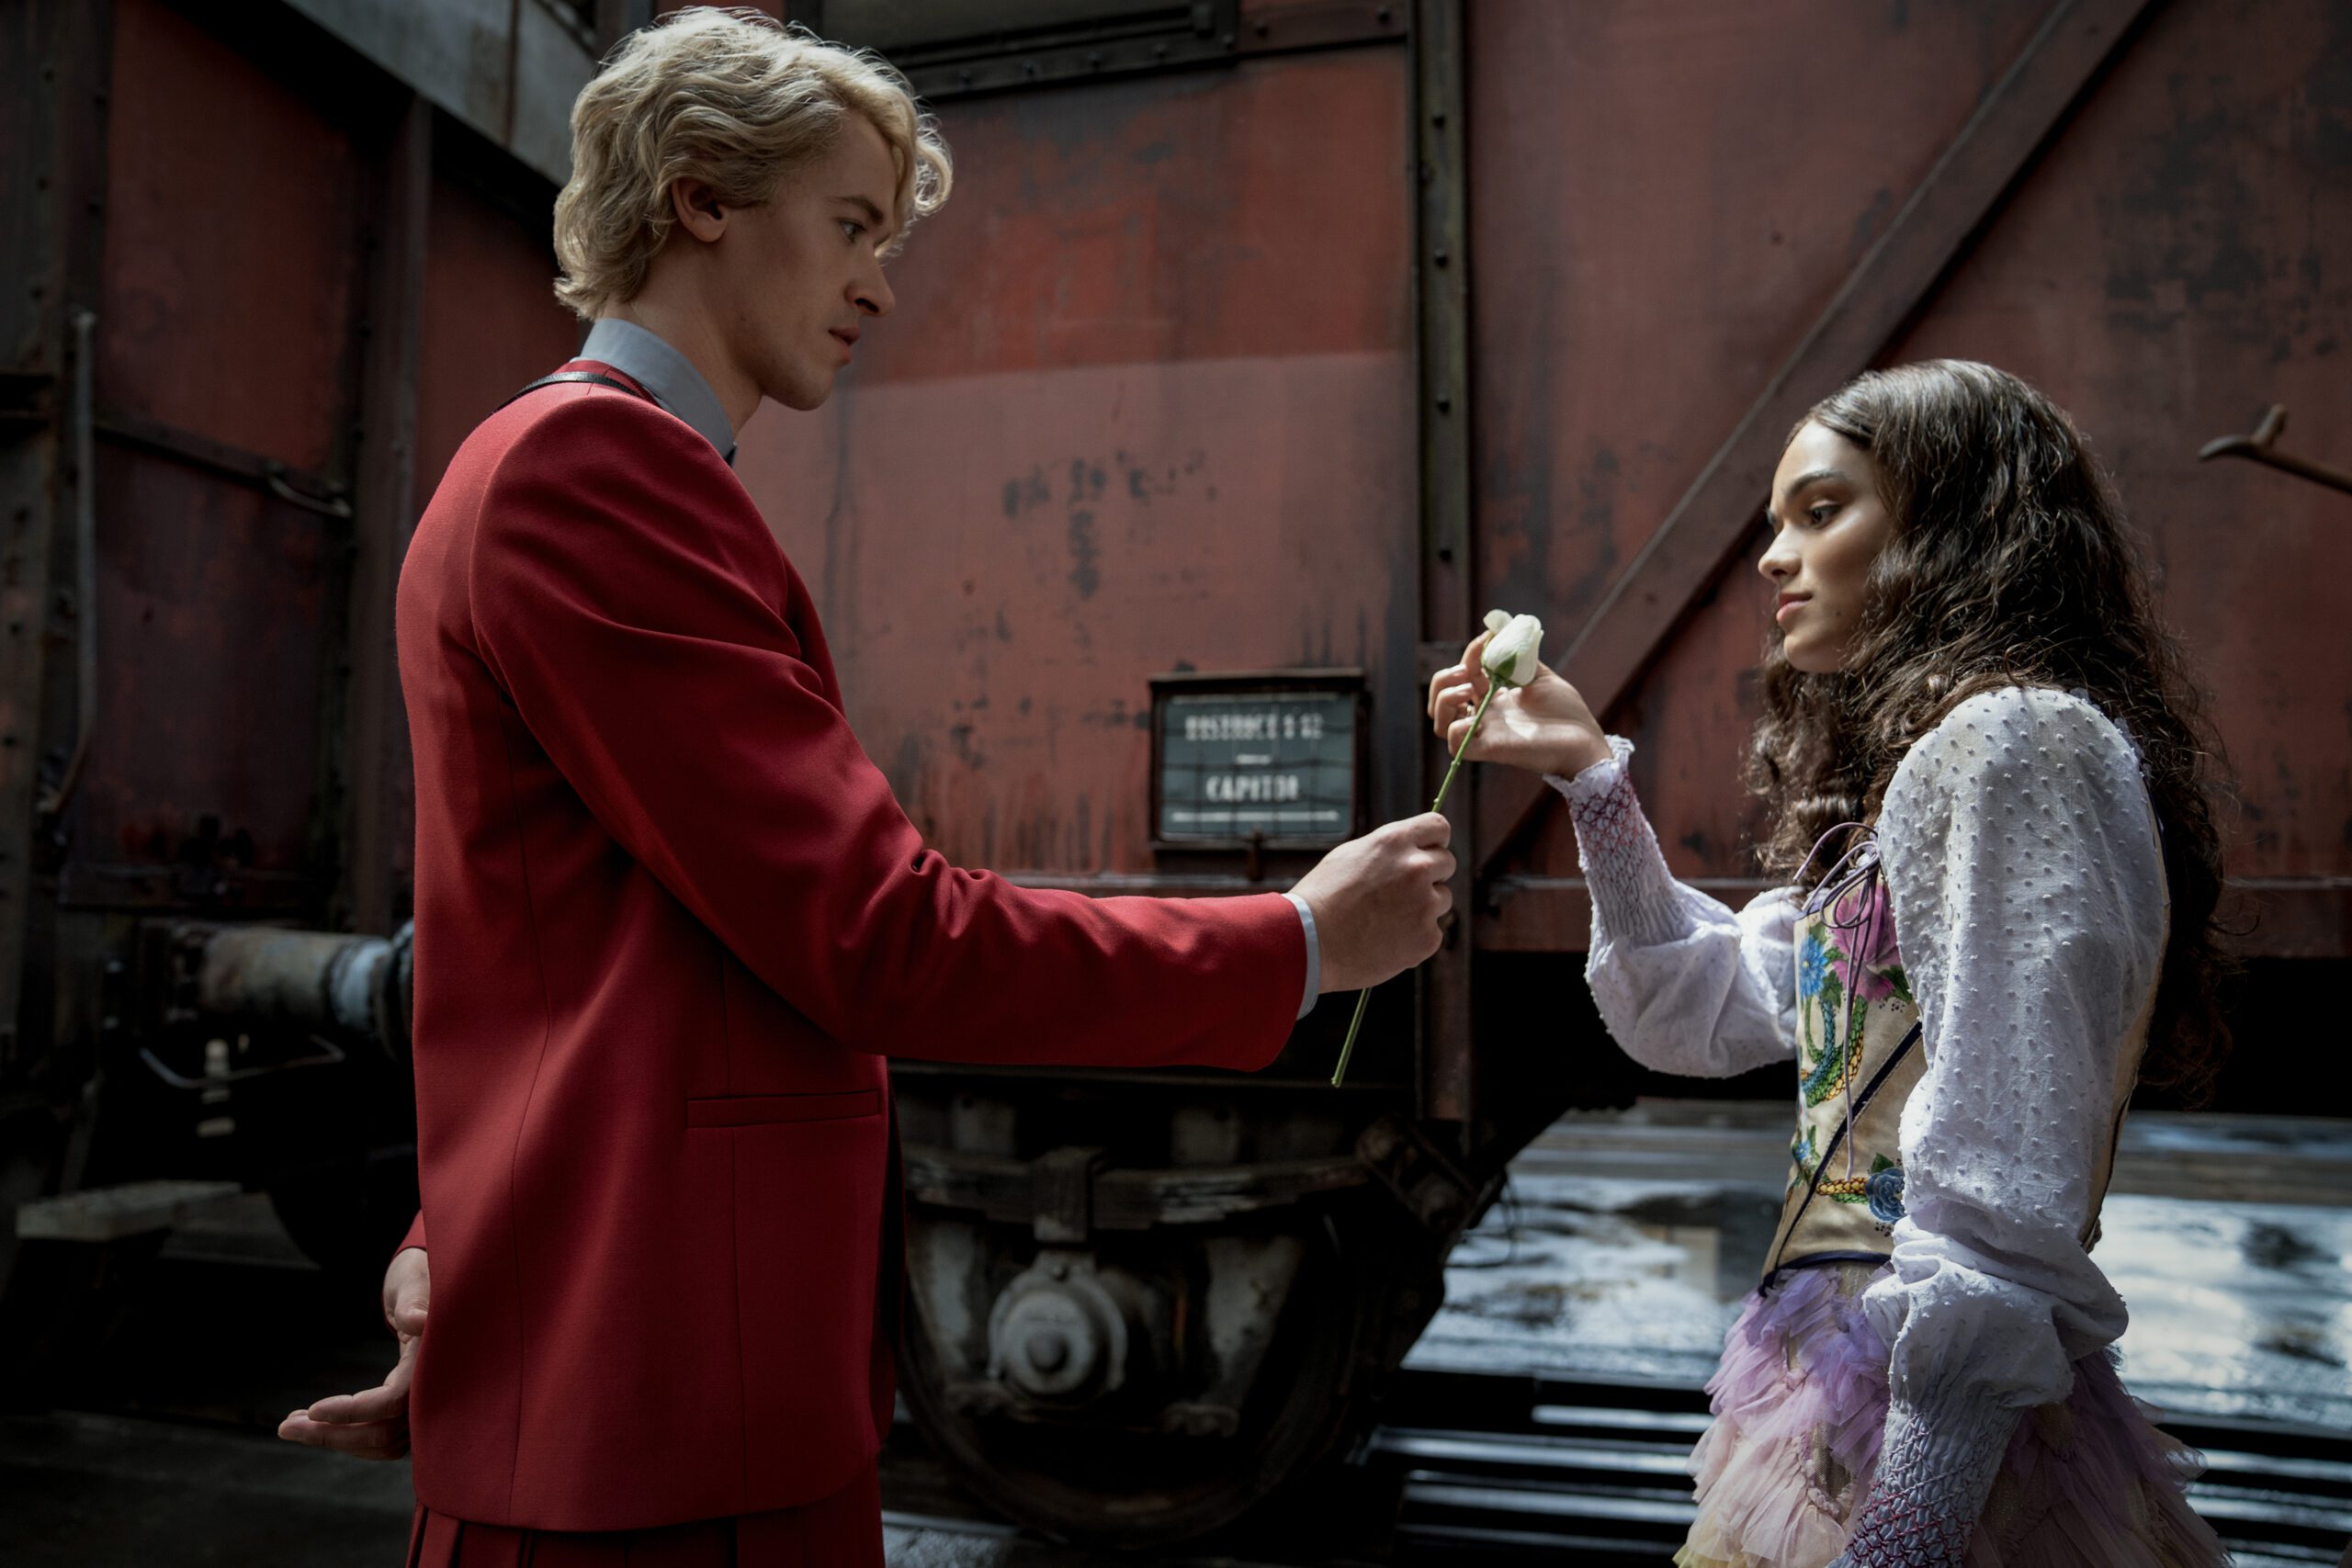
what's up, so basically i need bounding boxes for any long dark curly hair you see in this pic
[1747,360,2232,1103]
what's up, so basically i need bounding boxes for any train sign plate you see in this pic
[1150,673,1364,849]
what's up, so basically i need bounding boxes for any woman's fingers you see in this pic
[1429,631,1498,724]
[1430,681,1486,738]
[1425,662,1468,722]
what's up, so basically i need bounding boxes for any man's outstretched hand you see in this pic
[1292,812,1454,992]
[277,1245,428,1461]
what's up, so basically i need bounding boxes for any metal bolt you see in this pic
[1086,51,1102,67]
[1377,5,1393,21]
[1432,246,1450,267]
[1254,17,1270,34]
[104,958,123,976]
[100,1015,119,1032]
[1435,391,1453,412]
[1431,108,1447,126]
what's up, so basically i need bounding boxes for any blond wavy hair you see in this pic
[551,8,952,320]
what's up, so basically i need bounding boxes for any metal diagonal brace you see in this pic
[1476,0,2159,888]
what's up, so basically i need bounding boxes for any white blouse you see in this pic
[1553,686,2168,1431]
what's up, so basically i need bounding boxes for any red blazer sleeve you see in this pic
[397,1209,425,1257]
[469,398,1304,1069]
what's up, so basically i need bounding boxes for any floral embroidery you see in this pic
[1797,930,1834,1004]
[1801,989,1861,1107]
[1867,1160,1907,1224]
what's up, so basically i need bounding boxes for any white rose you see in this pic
[1480,611,1544,688]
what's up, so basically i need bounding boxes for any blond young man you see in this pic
[276,12,1453,1562]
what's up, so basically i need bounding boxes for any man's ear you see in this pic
[670,178,730,243]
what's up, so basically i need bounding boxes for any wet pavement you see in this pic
[1415,1102,2352,1430]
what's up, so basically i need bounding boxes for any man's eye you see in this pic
[840,220,865,242]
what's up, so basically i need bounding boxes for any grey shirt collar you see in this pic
[579,317,738,466]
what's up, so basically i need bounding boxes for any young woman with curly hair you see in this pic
[1430,360,2232,1566]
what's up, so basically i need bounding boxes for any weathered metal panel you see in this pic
[61,0,376,897]
[738,48,1419,876]
[413,171,582,501]
[1464,0,2056,876]
[78,444,333,879]
[98,0,368,477]
[1468,0,2352,959]
[1883,0,2352,888]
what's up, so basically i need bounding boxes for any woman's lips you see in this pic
[1775,595,1809,626]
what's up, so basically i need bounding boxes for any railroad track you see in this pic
[878,1368,2352,1564]
[1369,1370,2352,1565]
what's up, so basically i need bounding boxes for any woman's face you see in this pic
[1757,422,1896,673]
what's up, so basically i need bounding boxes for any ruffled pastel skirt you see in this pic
[1677,1264,2229,1568]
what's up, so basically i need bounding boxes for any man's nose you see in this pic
[856,271,895,319]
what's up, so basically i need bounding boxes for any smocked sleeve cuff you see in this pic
[1832,1392,2018,1567]
[1544,736,1692,949]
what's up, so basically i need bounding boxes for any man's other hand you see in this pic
[1292,813,1454,991]
[277,1245,428,1460]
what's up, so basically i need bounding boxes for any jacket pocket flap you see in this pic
[685,1089,880,1128]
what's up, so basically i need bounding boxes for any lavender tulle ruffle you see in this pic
[1675,1264,2229,1568]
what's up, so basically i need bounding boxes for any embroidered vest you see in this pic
[1759,839,2163,1285]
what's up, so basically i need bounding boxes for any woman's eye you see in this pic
[1807,502,1838,526]
[839,220,864,242]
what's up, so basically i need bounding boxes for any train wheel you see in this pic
[898,1209,1385,1550]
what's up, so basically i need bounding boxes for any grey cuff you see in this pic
[1283,892,1320,1020]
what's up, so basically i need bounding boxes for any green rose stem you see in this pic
[1329,680,1498,1088]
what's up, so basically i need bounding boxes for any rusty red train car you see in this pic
[3,0,2345,1545]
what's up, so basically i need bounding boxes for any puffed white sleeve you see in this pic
[1838,688,2167,1560]
[1547,738,1800,1077]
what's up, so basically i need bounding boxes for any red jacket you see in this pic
[394,362,1304,1529]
